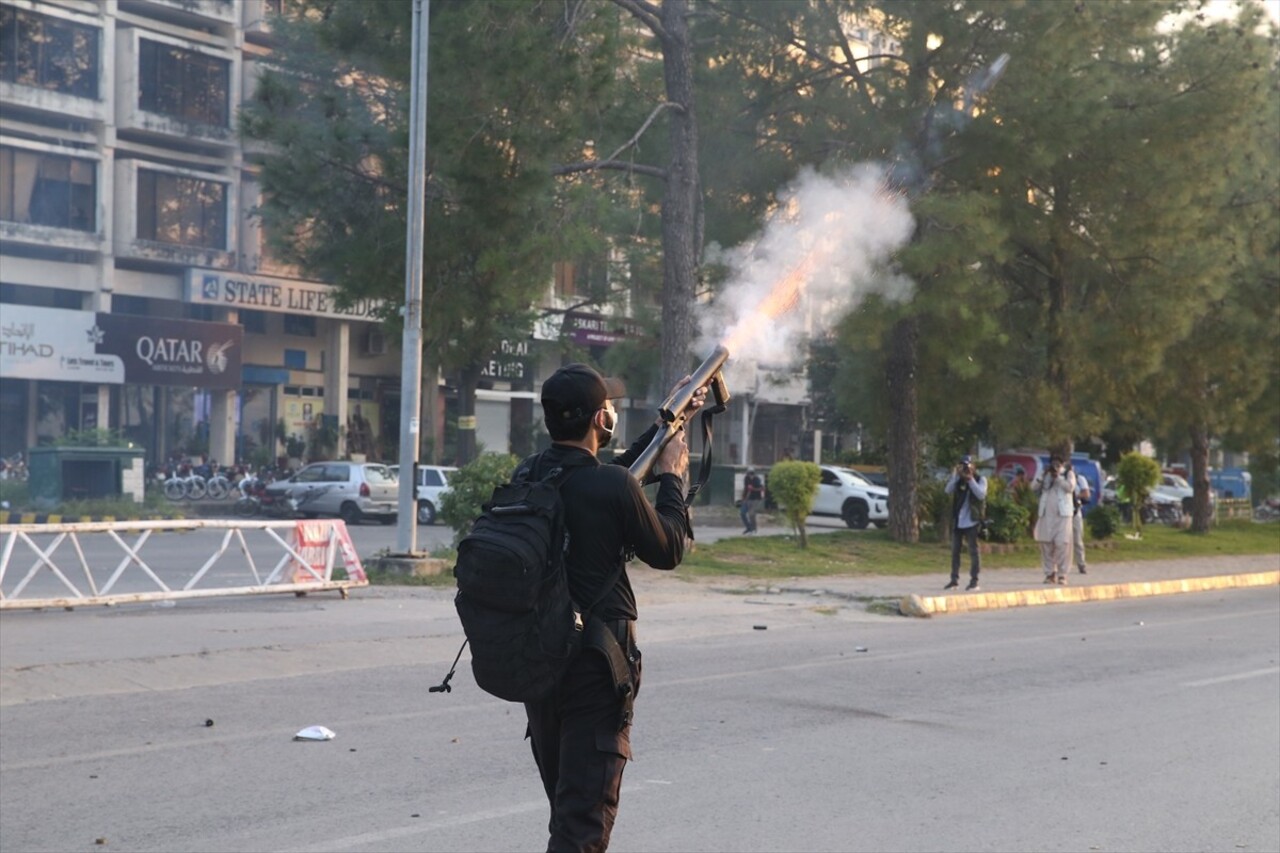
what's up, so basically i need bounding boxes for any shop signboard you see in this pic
[186,269,386,321]
[95,313,242,390]
[1,306,242,388]
[564,312,639,347]
[0,305,125,384]
[479,338,530,381]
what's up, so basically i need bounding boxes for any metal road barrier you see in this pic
[0,519,368,611]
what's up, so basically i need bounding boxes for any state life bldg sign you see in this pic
[186,270,385,321]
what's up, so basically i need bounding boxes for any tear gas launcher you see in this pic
[628,345,731,505]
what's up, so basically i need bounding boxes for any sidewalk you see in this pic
[632,551,1280,617]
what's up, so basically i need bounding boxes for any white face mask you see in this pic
[597,407,616,447]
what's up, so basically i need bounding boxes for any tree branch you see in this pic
[611,0,665,40]
[551,159,668,180]
[603,101,682,163]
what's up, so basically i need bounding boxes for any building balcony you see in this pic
[0,219,104,255]
[114,25,240,150]
[113,158,237,270]
[118,0,238,28]
[0,81,108,126]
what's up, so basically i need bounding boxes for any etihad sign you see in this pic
[186,270,385,321]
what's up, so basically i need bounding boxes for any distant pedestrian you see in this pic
[740,468,764,534]
[1072,465,1091,574]
[1034,456,1076,584]
[944,454,987,591]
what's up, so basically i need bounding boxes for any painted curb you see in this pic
[899,571,1280,617]
[1,512,184,526]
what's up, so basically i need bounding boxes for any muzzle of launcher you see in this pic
[629,345,731,495]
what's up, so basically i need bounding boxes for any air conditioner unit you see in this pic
[365,329,387,356]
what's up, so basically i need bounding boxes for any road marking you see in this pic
[276,781,670,852]
[278,798,548,852]
[1182,666,1279,688]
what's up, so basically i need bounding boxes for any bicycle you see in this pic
[0,452,28,482]
[163,462,207,501]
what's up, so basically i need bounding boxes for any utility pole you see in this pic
[395,0,429,555]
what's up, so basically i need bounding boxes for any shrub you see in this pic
[439,452,520,544]
[984,494,1030,543]
[1117,452,1161,531]
[1086,503,1121,540]
[767,461,821,548]
[916,477,949,542]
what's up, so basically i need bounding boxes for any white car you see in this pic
[390,464,457,525]
[1155,472,1214,511]
[265,462,398,525]
[811,465,890,529]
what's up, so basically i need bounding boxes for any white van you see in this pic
[389,464,457,525]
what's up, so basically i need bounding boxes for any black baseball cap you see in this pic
[541,363,626,423]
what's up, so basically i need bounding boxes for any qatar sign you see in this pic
[0,305,241,389]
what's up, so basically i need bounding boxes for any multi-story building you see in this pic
[0,0,407,470]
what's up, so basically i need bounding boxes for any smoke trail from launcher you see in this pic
[627,233,841,491]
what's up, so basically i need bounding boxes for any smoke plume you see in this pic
[697,163,915,372]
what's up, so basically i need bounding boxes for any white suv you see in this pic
[390,464,457,525]
[811,465,890,529]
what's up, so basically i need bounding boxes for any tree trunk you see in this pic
[456,365,480,466]
[658,0,700,392]
[885,316,919,543]
[1189,423,1212,533]
[1049,234,1070,458]
[420,349,438,464]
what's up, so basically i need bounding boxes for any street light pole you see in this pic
[395,0,430,555]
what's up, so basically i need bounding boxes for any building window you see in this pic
[136,169,227,249]
[240,309,267,334]
[0,7,99,99]
[112,294,149,316]
[137,39,230,127]
[283,349,307,369]
[0,146,96,231]
[553,261,577,299]
[283,314,316,337]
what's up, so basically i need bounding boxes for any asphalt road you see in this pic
[1,579,1276,852]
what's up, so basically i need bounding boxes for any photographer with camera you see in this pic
[944,454,988,591]
[1072,465,1091,575]
[1033,455,1077,584]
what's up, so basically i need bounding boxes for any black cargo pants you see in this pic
[524,619,641,853]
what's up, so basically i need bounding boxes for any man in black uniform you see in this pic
[524,363,703,853]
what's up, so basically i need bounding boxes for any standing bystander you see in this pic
[1034,456,1077,584]
[1072,465,1091,574]
[944,454,988,591]
[740,467,764,534]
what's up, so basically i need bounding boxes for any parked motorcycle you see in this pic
[1254,497,1280,523]
[1139,498,1183,526]
[234,470,304,518]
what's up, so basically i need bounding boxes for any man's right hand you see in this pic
[657,428,689,480]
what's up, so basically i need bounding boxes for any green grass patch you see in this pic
[365,569,454,587]
[680,520,1279,580]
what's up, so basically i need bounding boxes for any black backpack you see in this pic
[432,454,620,703]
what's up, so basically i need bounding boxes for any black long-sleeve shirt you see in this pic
[525,424,688,621]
